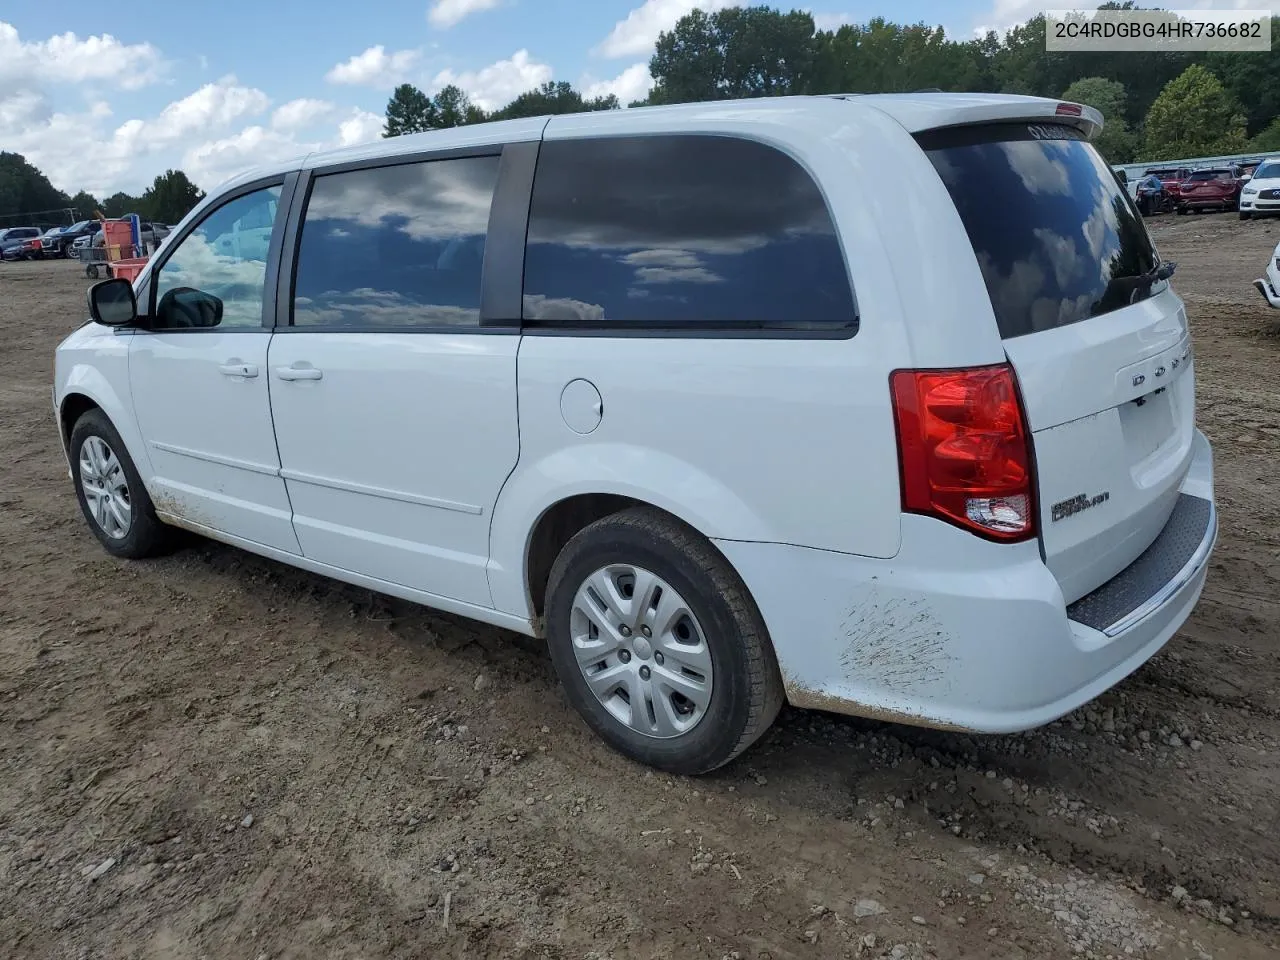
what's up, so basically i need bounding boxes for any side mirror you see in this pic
[157,286,224,328]
[86,277,137,327]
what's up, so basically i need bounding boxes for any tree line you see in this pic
[385,4,1280,163]
[0,152,205,226]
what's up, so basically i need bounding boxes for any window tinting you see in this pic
[522,135,856,332]
[921,123,1159,340]
[293,156,500,328]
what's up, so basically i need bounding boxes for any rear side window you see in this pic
[921,123,1159,339]
[293,155,500,329]
[522,135,856,333]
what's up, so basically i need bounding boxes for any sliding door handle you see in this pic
[275,366,323,381]
[218,361,259,378]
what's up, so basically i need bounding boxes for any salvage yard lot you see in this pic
[1,214,1278,959]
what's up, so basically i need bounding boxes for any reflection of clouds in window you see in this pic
[1032,227,1081,288]
[1004,141,1072,196]
[522,135,854,329]
[294,290,478,327]
[306,159,498,243]
[293,157,498,328]
[157,233,269,327]
[522,293,605,324]
[527,136,833,257]
[622,248,724,286]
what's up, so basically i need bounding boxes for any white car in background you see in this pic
[1238,158,1280,219]
[1254,239,1280,307]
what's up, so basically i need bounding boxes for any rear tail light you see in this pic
[1055,102,1083,117]
[890,364,1035,542]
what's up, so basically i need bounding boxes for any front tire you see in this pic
[70,409,173,559]
[544,508,784,775]
[1241,211,1251,220]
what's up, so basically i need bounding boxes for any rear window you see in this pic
[522,134,856,333]
[921,123,1159,339]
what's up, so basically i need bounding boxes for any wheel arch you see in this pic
[56,364,153,483]
[489,451,773,632]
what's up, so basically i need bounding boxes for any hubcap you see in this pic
[79,435,132,539]
[569,564,714,739]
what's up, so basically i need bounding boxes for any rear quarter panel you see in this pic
[486,100,1010,619]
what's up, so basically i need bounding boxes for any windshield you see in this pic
[921,122,1159,339]
[1253,161,1280,180]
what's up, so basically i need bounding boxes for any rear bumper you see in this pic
[715,430,1216,733]
[1180,197,1236,209]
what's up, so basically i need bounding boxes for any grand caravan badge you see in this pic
[1051,492,1111,523]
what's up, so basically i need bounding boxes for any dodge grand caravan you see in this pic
[55,93,1216,774]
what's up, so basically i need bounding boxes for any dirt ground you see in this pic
[1,214,1278,960]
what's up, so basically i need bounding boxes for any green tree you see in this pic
[1143,63,1248,160]
[384,83,437,137]
[649,6,817,104]
[433,84,482,128]
[488,81,618,120]
[101,192,144,219]
[1251,117,1280,152]
[1204,19,1280,137]
[1061,77,1136,163]
[0,152,68,219]
[67,190,102,220]
[141,170,204,224]
[812,19,989,95]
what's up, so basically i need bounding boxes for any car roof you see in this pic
[205,92,1104,195]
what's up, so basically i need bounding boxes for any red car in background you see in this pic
[1144,166,1192,204]
[1177,166,1244,214]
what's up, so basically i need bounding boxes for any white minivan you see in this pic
[55,93,1216,774]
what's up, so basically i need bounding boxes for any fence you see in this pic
[0,207,83,231]
[1113,151,1280,181]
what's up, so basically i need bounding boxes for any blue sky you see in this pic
[1,0,1074,198]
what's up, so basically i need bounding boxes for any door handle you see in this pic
[219,361,259,378]
[275,365,323,381]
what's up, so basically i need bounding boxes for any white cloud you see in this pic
[812,12,854,32]
[273,98,339,131]
[583,63,653,105]
[326,45,421,87]
[594,0,735,58]
[971,0,1041,34]
[1,75,272,196]
[0,21,164,89]
[428,0,503,28]
[183,126,317,192]
[338,108,385,146]
[431,49,552,110]
[143,77,270,145]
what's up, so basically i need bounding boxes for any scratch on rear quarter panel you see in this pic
[837,590,956,692]
[779,589,968,730]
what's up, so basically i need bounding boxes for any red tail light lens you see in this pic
[1055,102,1083,117]
[891,365,1035,542]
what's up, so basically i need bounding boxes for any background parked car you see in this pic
[1177,166,1244,214]
[1253,237,1280,306]
[46,220,102,258]
[1239,159,1280,219]
[36,227,67,259]
[1143,166,1192,204]
[0,226,41,260]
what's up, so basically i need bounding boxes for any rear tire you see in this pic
[544,507,784,775]
[70,409,174,559]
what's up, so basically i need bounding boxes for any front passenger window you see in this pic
[153,185,282,330]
